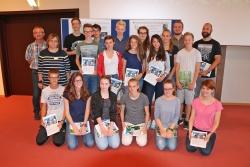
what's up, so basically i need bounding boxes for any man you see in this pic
[93,24,105,54]
[36,69,66,146]
[25,26,47,120]
[120,78,150,147]
[114,20,128,54]
[176,32,202,130]
[171,20,184,50]
[76,23,99,94]
[193,23,221,98]
[63,17,85,73]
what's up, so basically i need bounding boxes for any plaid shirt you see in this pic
[25,41,47,69]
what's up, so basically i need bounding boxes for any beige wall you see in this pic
[0,0,89,95]
[0,0,89,17]
[221,46,250,104]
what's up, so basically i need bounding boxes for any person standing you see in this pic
[63,17,85,73]
[25,26,47,120]
[114,20,128,54]
[76,23,99,94]
[175,32,202,130]
[38,33,70,87]
[171,20,184,50]
[193,23,221,98]
[93,24,105,54]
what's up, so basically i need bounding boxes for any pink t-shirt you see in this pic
[192,98,223,131]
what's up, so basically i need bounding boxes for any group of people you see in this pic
[25,17,223,155]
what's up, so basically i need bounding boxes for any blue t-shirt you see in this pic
[63,92,86,122]
[123,51,142,73]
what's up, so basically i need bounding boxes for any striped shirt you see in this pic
[25,41,47,69]
[38,48,70,86]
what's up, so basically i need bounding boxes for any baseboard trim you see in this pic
[222,102,250,106]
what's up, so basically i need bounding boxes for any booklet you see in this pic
[111,77,122,95]
[69,121,91,135]
[179,71,192,89]
[42,114,60,136]
[200,61,211,77]
[123,123,145,136]
[144,66,163,86]
[156,127,177,137]
[190,130,208,148]
[95,120,119,138]
[81,57,96,75]
[124,68,139,86]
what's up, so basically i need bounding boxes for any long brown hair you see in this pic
[64,72,89,102]
[162,29,174,52]
[147,34,166,63]
[137,26,150,52]
[125,35,146,62]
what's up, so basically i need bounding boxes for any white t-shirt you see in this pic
[41,85,65,121]
[104,50,119,75]
[176,48,202,77]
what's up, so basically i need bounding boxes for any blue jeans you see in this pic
[94,128,120,150]
[142,80,164,115]
[66,124,94,150]
[32,69,41,114]
[186,127,217,156]
[83,74,99,94]
[155,133,178,151]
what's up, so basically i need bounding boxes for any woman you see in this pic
[123,35,146,90]
[186,79,223,156]
[38,33,70,88]
[137,26,150,56]
[97,35,123,80]
[142,34,170,128]
[64,72,94,149]
[162,29,179,81]
[154,79,180,151]
[91,76,120,150]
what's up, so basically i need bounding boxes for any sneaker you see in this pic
[183,120,189,130]
[150,120,156,129]
[34,113,41,120]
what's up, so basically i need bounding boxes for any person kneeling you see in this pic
[186,79,223,156]
[155,80,180,151]
[120,78,150,147]
[36,69,66,147]
[91,76,120,150]
[64,72,94,150]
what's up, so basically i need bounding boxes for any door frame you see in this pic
[0,9,79,96]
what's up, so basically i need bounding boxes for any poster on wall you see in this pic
[129,19,172,37]
[61,18,177,48]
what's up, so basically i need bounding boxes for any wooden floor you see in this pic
[0,95,250,167]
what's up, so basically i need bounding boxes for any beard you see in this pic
[202,32,211,38]
[174,32,182,36]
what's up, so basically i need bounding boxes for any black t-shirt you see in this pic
[193,39,221,78]
[166,45,179,71]
[63,33,85,70]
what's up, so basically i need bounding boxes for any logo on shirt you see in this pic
[71,40,83,50]
[198,44,212,62]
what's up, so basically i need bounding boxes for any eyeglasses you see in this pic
[164,88,174,91]
[84,31,92,33]
[139,32,147,35]
[74,80,83,83]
